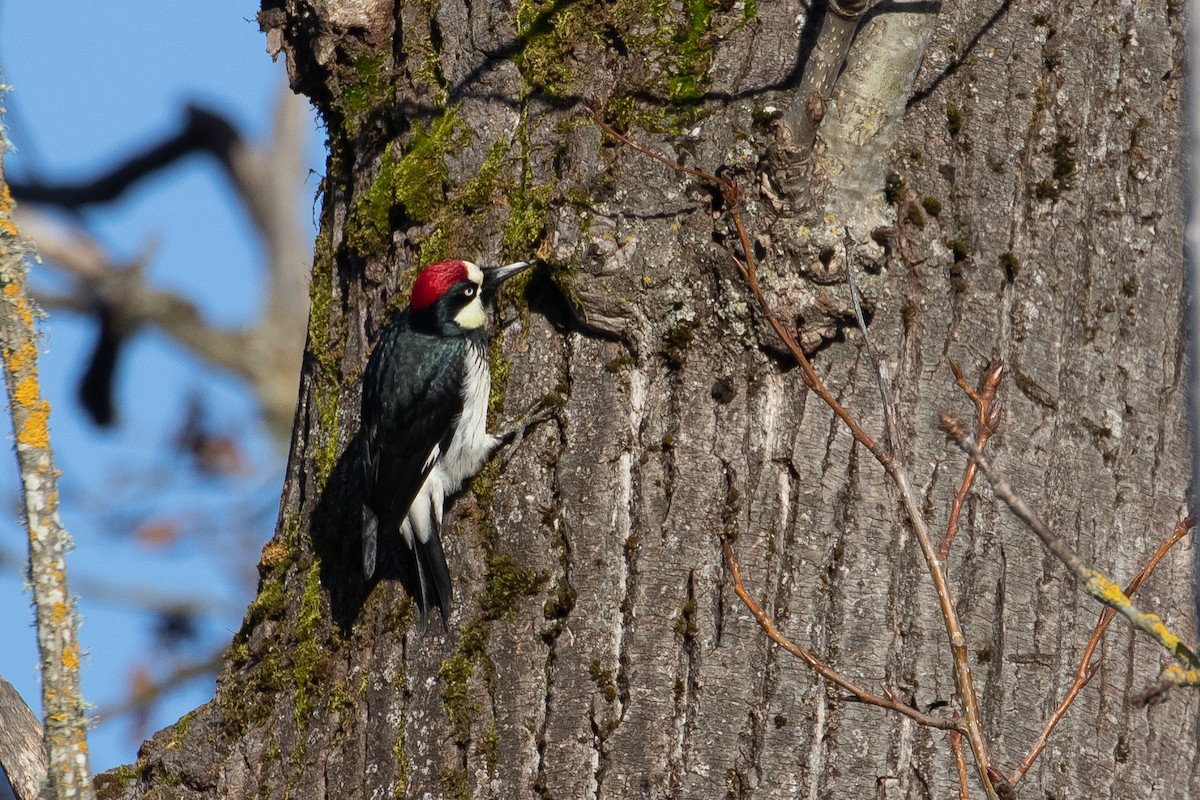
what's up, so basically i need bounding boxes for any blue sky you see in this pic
[0,2,324,772]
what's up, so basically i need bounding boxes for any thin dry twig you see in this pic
[1009,513,1194,785]
[950,729,971,800]
[939,360,1003,559]
[847,263,902,457]
[589,113,999,799]
[722,539,959,731]
[941,414,1200,692]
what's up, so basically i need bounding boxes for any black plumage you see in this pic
[360,259,530,627]
[361,309,482,621]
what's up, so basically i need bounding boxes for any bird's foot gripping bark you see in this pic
[494,394,562,470]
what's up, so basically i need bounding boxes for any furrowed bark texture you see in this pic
[101,1,1197,798]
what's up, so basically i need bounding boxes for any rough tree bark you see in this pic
[98,0,1197,798]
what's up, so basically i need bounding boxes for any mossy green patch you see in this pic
[307,228,335,367]
[946,104,964,136]
[589,660,618,703]
[667,0,715,103]
[481,719,501,771]
[502,181,554,263]
[481,552,547,620]
[674,597,698,639]
[514,0,717,128]
[395,110,467,223]
[239,574,287,636]
[438,620,491,744]
[393,723,410,799]
[1034,132,1077,200]
[292,566,329,726]
[945,238,969,262]
[440,768,471,800]
[461,138,511,211]
[662,320,696,368]
[903,203,926,229]
[339,53,394,135]
[348,143,399,257]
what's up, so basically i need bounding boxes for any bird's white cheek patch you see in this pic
[455,296,485,329]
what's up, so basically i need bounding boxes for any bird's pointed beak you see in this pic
[482,261,533,296]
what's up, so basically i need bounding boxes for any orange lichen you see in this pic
[13,372,39,408]
[4,340,39,376]
[0,184,16,238]
[62,640,79,670]
[17,399,51,450]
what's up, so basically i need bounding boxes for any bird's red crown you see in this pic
[411,260,469,312]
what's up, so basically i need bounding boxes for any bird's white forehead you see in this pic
[463,261,483,286]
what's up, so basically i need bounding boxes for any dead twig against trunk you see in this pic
[950,729,971,799]
[1009,513,1194,785]
[0,105,96,799]
[940,414,1200,697]
[722,540,959,731]
[939,359,1003,559]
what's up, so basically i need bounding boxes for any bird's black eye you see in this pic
[464,285,477,297]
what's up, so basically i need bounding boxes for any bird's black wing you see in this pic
[360,315,464,620]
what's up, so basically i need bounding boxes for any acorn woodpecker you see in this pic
[360,259,531,625]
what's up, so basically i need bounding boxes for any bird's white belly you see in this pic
[440,345,496,488]
[401,346,495,545]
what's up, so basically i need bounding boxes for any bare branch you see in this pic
[0,106,96,799]
[940,414,1200,689]
[814,3,940,238]
[939,360,1003,559]
[13,87,311,438]
[10,105,239,209]
[770,0,872,195]
[1009,514,1194,785]
[722,539,959,731]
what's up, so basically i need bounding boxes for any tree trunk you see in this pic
[98,1,1197,798]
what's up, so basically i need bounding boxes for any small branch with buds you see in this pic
[939,359,1003,559]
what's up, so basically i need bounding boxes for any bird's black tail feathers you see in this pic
[362,505,452,629]
[413,523,453,630]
